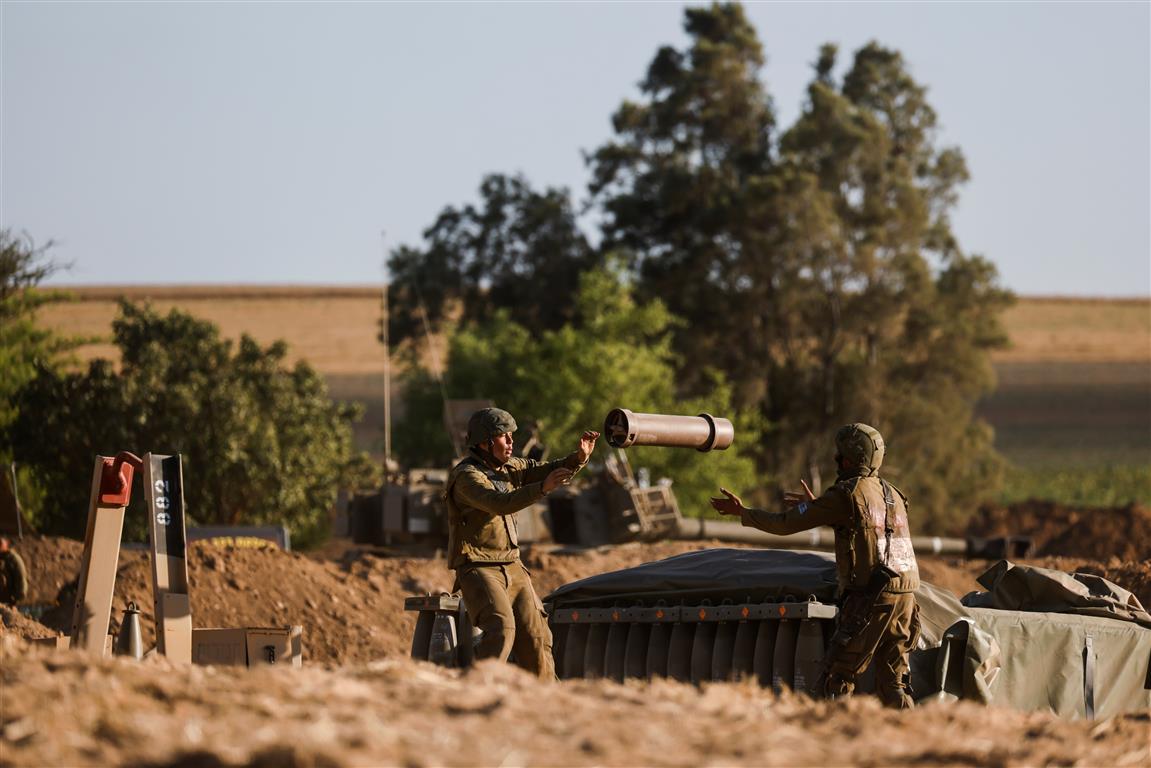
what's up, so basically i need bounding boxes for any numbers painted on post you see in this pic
[152,474,174,526]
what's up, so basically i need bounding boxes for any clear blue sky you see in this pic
[3,1,1148,297]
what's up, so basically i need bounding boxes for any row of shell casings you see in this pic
[552,617,831,695]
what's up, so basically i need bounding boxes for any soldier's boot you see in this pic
[876,684,915,709]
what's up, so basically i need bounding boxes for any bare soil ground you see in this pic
[2,502,1150,766]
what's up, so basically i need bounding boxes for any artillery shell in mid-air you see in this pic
[603,409,734,452]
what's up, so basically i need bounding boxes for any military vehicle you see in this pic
[407,547,1151,719]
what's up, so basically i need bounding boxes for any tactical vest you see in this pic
[445,456,520,570]
[833,475,919,594]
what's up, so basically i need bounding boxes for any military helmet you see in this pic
[834,423,885,471]
[466,407,518,448]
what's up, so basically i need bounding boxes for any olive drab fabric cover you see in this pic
[960,606,1151,719]
[544,549,1151,719]
[961,560,1151,627]
[544,548,840,608]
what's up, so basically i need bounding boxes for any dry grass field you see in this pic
[35,286,1151,370]
[993,296,1150,363]
[36,285,389,375]
[34,287,1151,501]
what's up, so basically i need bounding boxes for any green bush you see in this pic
[6,301,376,547]
[395,261,762,516]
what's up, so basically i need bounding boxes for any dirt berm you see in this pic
[1,502,1148,766]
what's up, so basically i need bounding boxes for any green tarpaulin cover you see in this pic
[545,549,1151,718]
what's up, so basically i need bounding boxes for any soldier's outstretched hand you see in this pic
[709,487,746,517]
[782,479,817,508]
[576,430,600,464]
[544,468,574,494]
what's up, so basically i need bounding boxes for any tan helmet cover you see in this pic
[835,423,886,472]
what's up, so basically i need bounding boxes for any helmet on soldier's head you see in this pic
[834,423,885,471]
[466,407,518,448]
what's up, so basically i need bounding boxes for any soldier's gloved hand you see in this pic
[576,430,600,464]
[709,487,746,517]
[543,468,574,494]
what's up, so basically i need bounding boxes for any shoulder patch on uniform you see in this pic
[797,502,810,516]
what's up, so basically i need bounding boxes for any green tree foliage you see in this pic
[0,229,84,437]
[386,173,599,345]
[6,302,375,546]
[588,2,775,396]
[394,262,761,518]
[588,4,1013,532]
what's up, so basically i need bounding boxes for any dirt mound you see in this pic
[16,537,456,665]
[0,605,58,640]
[3,636,1147,768]
[968,501,1151,561]
[5,536,773,665]
[9,531,1149,664]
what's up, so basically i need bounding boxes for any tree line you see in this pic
[387,3,1012,532]
[2,2,1011,539]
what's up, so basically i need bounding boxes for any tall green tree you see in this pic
[387,173,599,345]
[394,261,761,518]
[589,4,1013,531]
[7,302,375,546]
[588,2,775,397]
[768,42,1012,528]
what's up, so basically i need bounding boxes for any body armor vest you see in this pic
[834,475,919,593]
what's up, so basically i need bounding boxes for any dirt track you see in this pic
[2,504,1150,766]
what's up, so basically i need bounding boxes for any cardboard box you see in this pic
[191,628,249,666]
[192,626,303,668]
[246,626,302,668]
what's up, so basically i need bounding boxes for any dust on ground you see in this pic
[2,502,1149,766]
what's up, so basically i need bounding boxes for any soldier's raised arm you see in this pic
[710,484,850,534]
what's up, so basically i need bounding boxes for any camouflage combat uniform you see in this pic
[0,547,28,606]
[739,424,920,708]
[446,414,588,679]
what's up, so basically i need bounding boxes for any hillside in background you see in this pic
[34,288,1151,505]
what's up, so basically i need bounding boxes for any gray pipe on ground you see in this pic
[674,518,972,556]
[604,409,735,452]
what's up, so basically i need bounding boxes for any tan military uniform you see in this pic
[741,472,920,707]
[446,448,587,678]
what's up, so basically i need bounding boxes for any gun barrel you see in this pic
[604,409,734,451]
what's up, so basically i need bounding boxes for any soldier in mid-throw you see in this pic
[710,423,920,708]
[446,407,599,679]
